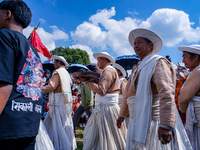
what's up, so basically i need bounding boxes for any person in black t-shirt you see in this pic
[0,1,43,150]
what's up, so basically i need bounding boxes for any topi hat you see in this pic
[129,28,163,54]
[93,52,115,64]
[112,63,126,77]
[177,45,200,55]
[52,55,69,67]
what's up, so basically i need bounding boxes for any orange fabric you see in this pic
[175,77,187,108]
[175,77,187,124]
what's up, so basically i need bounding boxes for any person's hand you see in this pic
[158,127,173,145]
[84,104,88,110]
[116,117,125,128]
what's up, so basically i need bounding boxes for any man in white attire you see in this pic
[117,28,192,150]
[82,52,127,150]
[112,63,127,107]
[43,55,77,150]
[178,45,200,150]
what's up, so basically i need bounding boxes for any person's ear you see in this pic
[149,43,153,51]
[5,10,12,21]
[194,54,199,61]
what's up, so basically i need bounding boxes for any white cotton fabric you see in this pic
[83,94,127,150]
[130,54,162,145]
[126,95,192,150]
[95,93,119,105]
[49,67,72,117]
[185,96,200,150]
[35,120,55,150]
[44,93,77,150]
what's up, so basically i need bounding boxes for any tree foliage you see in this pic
[50,47,91,65]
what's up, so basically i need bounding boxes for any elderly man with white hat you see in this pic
[43,55,77,150]
[116,28,192,150]
[82,52,127,150]
[177,45,200,150]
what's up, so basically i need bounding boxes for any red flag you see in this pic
[30,30,51,59]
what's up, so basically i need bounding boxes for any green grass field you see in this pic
[75,127,84,150]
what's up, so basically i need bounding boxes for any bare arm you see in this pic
[43,73,60,94]
[0,83,13,114]
[178,69,200,112]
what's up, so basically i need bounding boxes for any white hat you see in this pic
[93,52,115,64]
[112,63,126,77]
[177,45,200,55]
[129,28,163,54]
[52,55,69,67]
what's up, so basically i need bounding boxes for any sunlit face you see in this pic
[182,52,197,71]
[54,60,60,69]
[97,57,104,69]
[133,37,153,60]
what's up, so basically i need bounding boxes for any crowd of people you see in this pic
[1,1,200,150]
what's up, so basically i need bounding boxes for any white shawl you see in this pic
[131,54,162,145]
[49,67,72,117]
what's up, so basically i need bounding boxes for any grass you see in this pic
[75,127,84,150]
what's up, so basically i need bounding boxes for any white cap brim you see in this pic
[52,55,69,67]
[129,28,163,54]
[112,63,126,77]
[177,45,200,55]
[93,52,115,64]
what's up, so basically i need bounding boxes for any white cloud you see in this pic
[71,7,200,60]
[39,18,46,24]
[23,7,200,64]
[71,7,139,57]
[23,26,68,51]
[140,8,199,47]
[69,44,97,63]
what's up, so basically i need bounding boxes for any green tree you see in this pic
[50,47,91,65]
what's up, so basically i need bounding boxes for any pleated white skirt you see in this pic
[83,103,127,150]
[44,93,77,150]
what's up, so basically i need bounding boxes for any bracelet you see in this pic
[118,115,125,118]
[159,124,172,130]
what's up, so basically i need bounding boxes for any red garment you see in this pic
[30,30,51,58]
[175,77,187,124]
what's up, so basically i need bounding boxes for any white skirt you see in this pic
[35,120,55,150]
[83,103,127,150]
[191,124,200,149]
[43,93,77,150]
[126,119,177,150]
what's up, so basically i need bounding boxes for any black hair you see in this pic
[73,89,78,92]
[0,0,32,28]
[186,51,200,61]
[78,68,87,72]
[100,57,110,63]
[44,69,51,76]
[105,58,111,63]
[165,55,171,62]
[55,59,65,66]
[143,38,153,51]
[116,68,123,76]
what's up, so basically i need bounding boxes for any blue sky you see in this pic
[22,0,200,67]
